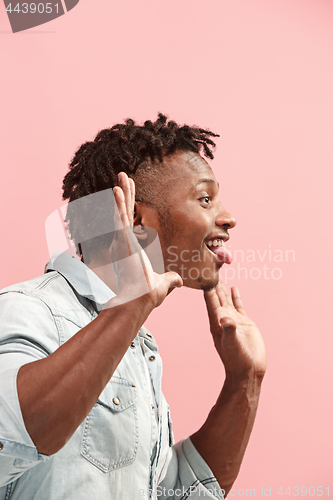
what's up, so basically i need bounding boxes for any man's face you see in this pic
[139,151,236,290]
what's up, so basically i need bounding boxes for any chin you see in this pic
[199,277,220,292]
[183,274,220,292]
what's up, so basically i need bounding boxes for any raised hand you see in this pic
[110,172,182,309]
[204,282,267,382]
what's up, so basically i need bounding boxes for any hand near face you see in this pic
[110,172,182,309]
[204,283,267,382]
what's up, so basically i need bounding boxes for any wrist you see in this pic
[224,369,264,395]
[103,293,154,320]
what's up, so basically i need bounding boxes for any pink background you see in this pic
[1,0,332,495]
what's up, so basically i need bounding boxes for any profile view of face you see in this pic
[138,151,236,291]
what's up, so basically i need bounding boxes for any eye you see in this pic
[199,196,211,206]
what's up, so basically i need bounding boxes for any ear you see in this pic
[133,201,142,227]
[133,201,159,232]
[132,202,150,242]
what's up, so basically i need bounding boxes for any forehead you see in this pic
[164,151,217,190]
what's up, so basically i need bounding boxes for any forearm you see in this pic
[17,296,152,456]
[190,372,263,496]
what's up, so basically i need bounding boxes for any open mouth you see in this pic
[205,238,233,265]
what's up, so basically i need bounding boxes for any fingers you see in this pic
[129,178,135,224]
[204,282,247,321]
[113,186,130,229]
[113,182,139,258]
[204,286,223,315]
[205,282,230,308]
[231,287,247,315]
[164,271,183,296]
[117,172,135,227]
[217,281,233,307]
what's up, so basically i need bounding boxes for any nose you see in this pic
[216,204,237,229]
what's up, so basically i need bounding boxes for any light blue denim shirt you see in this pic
[0,252,223,500]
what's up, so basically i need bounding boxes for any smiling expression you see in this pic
[135,150,236,290]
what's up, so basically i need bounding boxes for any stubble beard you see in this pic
[160,227,221,291]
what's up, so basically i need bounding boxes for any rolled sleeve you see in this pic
[0,367,50,487]
[158,437,224,499]
[0,291,59,486]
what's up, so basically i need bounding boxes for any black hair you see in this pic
[62,113,219,260]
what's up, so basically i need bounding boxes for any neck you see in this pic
[85,252,118,293]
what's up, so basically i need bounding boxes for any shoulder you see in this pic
[0,271,80,318]
[0,271,60,295]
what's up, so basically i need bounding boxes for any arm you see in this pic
[17,173,182,456]
[190,283,267,496]
[17,297,152,456]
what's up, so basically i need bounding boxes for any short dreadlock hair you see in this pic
[62,113,219,262]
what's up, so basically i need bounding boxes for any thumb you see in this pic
[163,271,183,295]
[219,317,237,333]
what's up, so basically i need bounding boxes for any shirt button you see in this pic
[130,342,135,348]
[0,442,3,451]
[148,355,156,362]
[113,397,120,405]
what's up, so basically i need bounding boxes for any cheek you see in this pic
[181,213,209,237]
[177,232,204,252]
[187,225,208,249]
[165,208,210,251]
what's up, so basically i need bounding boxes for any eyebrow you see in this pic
[195,178,219,188]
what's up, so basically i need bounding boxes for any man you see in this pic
[0,114,266,499]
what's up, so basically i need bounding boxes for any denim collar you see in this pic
[44,252,157,348]
[44,251,115,307]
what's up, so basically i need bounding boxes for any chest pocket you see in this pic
[81,377,138,472]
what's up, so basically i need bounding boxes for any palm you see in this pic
[111,173,182,309]
[204,282,267,380]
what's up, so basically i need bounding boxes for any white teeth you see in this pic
[207,238,226,248]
